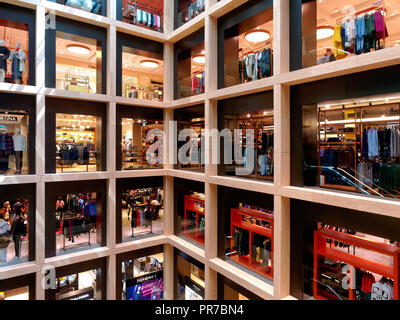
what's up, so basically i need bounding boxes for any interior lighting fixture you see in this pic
[67,44,91,55]
[316,26,335,40]
[193,55,205,64]
[140,60,159,68]
[245,29,270,43]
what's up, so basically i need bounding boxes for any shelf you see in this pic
[320,184,358,192]
[230,255,273,280]
[316,246,394,279]
[232,221,272,238]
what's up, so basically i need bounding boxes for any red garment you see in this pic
[361,272,376,293]
[374,11,388,40]
[191,75,198,92]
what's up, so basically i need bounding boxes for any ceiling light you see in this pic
[140,60,159,68]
[317,26,334,40]
[245,29,270,43]
[193,55,205,64]
[67,44,91,55]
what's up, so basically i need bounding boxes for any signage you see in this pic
[126,270,164,300]
[0,114,24,124]
[184,276,204,300]
[0,116,18,122]
[59,287,95,300]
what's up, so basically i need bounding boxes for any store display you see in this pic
[124,83,163,101]
[56,114,98,173]
[0,199,28,264]
[12,128,26,174]
[0,40,10,83]
[55,193,97,251]
[122,253,164,300]
[56,0,103,14]
[0,112,29,175]
[9,43,26,84]
[313,226,400,300]
[55,270,98,300]
[239,46,272,83]
[122,187,163,238]
[176,116,204,169]
[332,5,388,60]
[183,193,205,245]
[184,277,204,300]
[55,30,102,94]
[122,0,163,32]
[191,72,205,94]
[318,101,400,197]
[122,119,163,170]
[178,0,205,26]
[229,204,273,280]
[232,112,274,180]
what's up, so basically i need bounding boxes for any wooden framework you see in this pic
[0,0,397,301]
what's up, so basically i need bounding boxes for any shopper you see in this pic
[11,213,25,259]
[0,209,11,263]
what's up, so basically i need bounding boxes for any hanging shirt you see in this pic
[355,17,366,54]
[374,11,388,40]
[333,24,345,58]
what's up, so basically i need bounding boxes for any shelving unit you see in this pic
[230,206,274,280]
[183,194,205,245]
[313,228,400,300]
[235,114,274,180]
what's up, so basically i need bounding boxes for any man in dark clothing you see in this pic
[11,214,25,258]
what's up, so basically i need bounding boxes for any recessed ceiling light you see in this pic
[193,55,205,64]
[140,60,159,68]
[245,29,270,43]
[67,44,91,55]
[317,26,334,40]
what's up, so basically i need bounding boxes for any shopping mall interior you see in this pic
[0,0,399,301]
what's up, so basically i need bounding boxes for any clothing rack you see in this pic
[131,0,162,16]
[336,2,386,24]
[124,0,163,30]
[239,41,273,58]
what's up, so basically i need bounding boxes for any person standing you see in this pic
[0,210,11,263]
[11,213,25,259]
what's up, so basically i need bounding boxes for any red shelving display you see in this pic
[314,228,400,300]
[183,194,205,245]
[230,206,274,280]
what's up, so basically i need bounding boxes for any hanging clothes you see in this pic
[333,24,345,58]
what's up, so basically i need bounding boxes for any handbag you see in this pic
[0,235,11,249]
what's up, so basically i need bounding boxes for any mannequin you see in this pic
[9,43,26,84]
[13,128,26,174]
[0,40,10,82]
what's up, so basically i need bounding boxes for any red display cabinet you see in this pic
[314,228,400,300]
[230,206,274,280]
[183,194,205,245]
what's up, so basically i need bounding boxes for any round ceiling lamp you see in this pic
[193,55,205,64]
[67,44,91,55]
[245,29,270,43]
[317,26,335,40]
[140,60,159,68]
